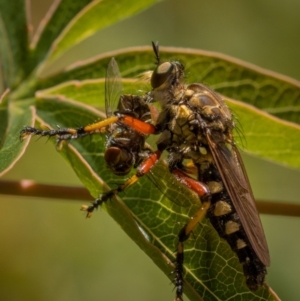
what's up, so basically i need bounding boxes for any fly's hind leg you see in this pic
[81,150,162,218]
[171,169,211,301]
[80,174,140,218]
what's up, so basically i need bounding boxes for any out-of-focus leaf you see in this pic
[29,0,94,71]
[41,0,161,69]
[0,0,29,88]
[34,46,300,125]
[0,90,9,149]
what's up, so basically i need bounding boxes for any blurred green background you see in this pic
[1,0,300,300]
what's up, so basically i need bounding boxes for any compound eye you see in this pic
[151,62,174,89]
[105,147,132,175]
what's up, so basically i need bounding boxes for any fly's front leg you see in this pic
[119,114,156,134]
[20,115,156,145]
[19,126,88,142]
[81,150,162,218]
[171,169,211,301]
[19,116,119,145]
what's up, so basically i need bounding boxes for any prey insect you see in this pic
[20,42,270,301]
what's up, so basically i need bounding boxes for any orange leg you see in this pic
[83,115,156,135]
[20,115,156,143]
[121,115,156,134]
[171,169,211,301]
[81,150,162,217]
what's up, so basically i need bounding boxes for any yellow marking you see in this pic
[236,239,247,249]
[214,201,232,216]
[185,201,211,235]
[185,160,195,168]
[121,175,139,190]
[200,146,207,155]
[207,181,223,194]
[177,105,192,126]
[84,116,119,132]
[184,89,194,97]
[68,128,77,134]
[225,220,240,235]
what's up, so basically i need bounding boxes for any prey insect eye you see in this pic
[151,62,174,89]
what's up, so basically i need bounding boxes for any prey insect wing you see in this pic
[105,57,123,118]
[207,134,270,265]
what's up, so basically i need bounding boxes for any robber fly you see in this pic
[148,42,270,299]
[20,42,270,301]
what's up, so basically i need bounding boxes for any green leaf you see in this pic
[0,92,35,176]
[31,95,279,301]
[0,0,29,88]
[228,99,300,169]
[42,0,161,68]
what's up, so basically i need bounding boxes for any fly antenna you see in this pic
[152,41,160,65]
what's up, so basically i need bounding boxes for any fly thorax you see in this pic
[200,103,223,121]
[168,105,197,142]
[187,88,232,132]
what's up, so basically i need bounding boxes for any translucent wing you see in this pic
[105,58,123,117]
[206,133,270,266]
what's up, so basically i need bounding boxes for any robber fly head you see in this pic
[150,41,184,91]
[151,60,184,90]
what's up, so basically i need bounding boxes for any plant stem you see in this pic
[1,180,299,217]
